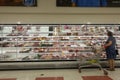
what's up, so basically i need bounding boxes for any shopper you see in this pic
[104,31,116,71]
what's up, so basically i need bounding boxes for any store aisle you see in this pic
[0,68,120,80]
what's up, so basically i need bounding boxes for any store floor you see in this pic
[0,68,120,80]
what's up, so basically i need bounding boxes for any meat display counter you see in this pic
[0,24,120,70]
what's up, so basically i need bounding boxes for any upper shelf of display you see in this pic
[0,24,120,37]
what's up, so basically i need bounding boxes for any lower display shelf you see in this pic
[0,60,120,70]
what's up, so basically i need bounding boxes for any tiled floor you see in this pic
[0,68,120,80]
[0,79,16,80]
[82,76,112,80]
[35,77,63,80]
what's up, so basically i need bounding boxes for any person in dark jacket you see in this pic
[104,31,116,71]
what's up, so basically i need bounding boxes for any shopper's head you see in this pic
[107,30,113,36]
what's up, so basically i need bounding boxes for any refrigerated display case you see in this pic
[0,24,120,69]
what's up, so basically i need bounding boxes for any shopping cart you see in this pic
[77,44,108,75]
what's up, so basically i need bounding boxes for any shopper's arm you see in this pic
[104,41,112,48]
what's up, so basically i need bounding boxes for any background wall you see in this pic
[0,0,120,24]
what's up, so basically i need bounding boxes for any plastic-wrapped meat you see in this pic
[16,25,23,31]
